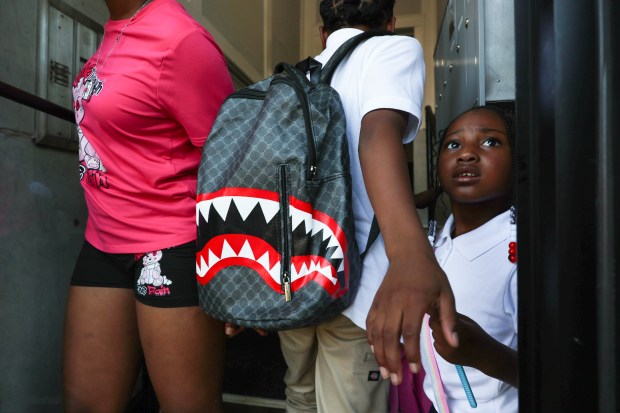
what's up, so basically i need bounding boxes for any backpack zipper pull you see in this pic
[310,165,317,178]
[283,272,292,302]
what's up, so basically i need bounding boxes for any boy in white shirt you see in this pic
[277,1,458,411]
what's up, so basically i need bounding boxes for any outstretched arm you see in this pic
[360,109,458,385]
[429,312,518,388]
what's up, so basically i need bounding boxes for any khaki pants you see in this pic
[278,314,388,413]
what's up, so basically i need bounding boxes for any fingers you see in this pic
[438,285,459,348]
[401,310,423,376]
[367,307,405,385]
[224,323,245,338]
[428,310,448,334]
[224,323,270,338]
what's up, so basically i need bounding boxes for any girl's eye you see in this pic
[445,141,460,150]
[482,137,502,147]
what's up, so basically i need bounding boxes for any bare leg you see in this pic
[137,303,226,413]
[63,286,142,413]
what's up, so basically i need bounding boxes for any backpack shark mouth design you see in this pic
[196,188,349,297]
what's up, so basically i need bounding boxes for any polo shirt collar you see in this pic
[318,28,364,61]
[435,209,511,261]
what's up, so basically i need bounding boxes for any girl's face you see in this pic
[438,109,513,207]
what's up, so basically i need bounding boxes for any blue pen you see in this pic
[455,364,477,408]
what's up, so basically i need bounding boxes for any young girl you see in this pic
[421,106,518,412]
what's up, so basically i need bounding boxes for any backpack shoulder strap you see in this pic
[360,216,380,260]
[319,29,394,85]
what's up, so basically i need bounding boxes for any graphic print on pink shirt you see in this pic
[73,63,108,189]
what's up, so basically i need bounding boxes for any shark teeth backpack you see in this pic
[196,30,388,330]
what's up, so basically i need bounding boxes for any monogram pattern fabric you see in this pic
[196,32,389,330]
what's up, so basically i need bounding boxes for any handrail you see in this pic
[0,80,74,123]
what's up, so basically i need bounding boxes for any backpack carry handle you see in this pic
[295,57,322,84]
[274,62,316,88]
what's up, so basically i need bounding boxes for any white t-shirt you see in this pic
[422,210,518,413]
[314,28,426,329]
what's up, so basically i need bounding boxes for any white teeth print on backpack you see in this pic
[196,30,392,331]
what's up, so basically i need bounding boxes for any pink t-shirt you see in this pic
[72,0,233,253]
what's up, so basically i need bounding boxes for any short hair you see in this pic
[319,0,396,33]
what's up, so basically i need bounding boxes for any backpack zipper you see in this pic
[272,77,317,180]
[229,88,265,100]
[231,78,318,180]
[279,164,292,302]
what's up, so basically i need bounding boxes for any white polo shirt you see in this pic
[313,28,426,329]
[422,210,518,413]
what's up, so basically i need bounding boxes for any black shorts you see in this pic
[71,240,199,308]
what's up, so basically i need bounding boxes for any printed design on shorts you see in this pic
[73,63,109,189]
[136,251,172,297]
[196,188,349,297]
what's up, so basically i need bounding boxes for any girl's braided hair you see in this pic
[319,0,395,33]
